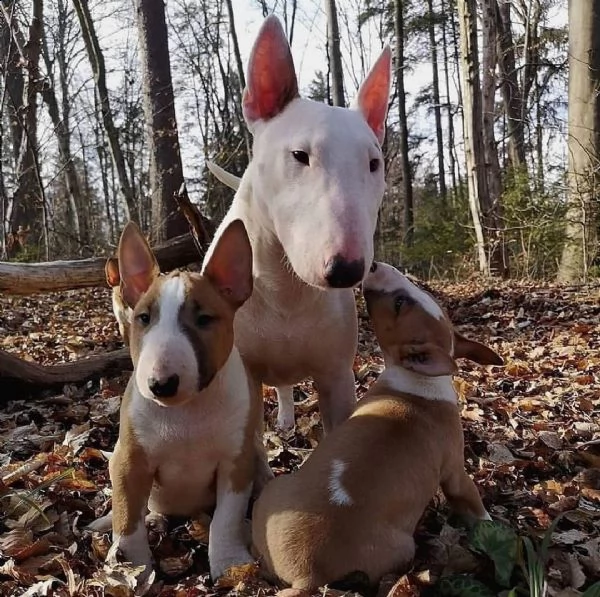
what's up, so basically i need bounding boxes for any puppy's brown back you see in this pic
[252,392,465,589]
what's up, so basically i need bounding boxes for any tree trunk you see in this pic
[0,347,131,397]
[557,0,600,283]
[0,232,205,295]
[40,0,90,253]
[6,0,44,252]
[457,0,488,273]
[395,0,414,247]
[480,0,508,277]
[440,0,460,203]
[72,0,138,225]
[427,0,447,205]
[134,0,188,241]
[495,0,527,170]
[326,0,345,106]
[224,0,252,158]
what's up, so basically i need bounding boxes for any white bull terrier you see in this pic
[206,15,391,433]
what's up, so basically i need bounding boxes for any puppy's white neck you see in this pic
[376,366,457,403]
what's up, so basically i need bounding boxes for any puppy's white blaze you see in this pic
[135,276,199,400]
[328,459,353,506]
[366,263,444,321]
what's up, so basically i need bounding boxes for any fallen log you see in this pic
[0,347,132,397]
[0,232,202,296]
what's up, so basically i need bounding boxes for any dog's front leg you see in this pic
[313,368,357,432]
[108,441,154,576]
[208,461,254,580]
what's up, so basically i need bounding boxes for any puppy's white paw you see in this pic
[209,546,254,580]
[108,523,153,581]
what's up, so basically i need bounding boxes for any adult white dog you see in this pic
[206,15,391,433]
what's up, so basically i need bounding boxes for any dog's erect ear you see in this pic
[202,219,253,308]
[397,343,458,377]
[242,15,299,127]
[352,46,392,144]
[454,332,504,366]
[105,257,120,288]
[117,222,160,308]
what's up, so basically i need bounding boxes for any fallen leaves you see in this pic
[0,281,599,595]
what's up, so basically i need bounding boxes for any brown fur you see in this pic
[251,266,502,590]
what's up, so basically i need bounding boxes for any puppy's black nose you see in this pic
[148,374,180,398]
[324,255,365,288]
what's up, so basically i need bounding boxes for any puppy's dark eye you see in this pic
[196,314,214,327]
[369,159,380,173]
[369,261,378,273]
[292,150,310,166]
[394,296,406,313]
[138,312,150,325]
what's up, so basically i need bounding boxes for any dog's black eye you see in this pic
[292,150,310,166]
[138,312,150,325]
[394,295,406,313]
[369,261,378,273]
[369,159,380,173]
[196,314,214,327]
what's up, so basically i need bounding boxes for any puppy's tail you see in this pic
[206,161,241,191]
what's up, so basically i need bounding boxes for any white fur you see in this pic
[378,360,457,404]
[108,518,152,574]
[114,349,254,578]
[203,35,390,433]
[365,262,444,321]
[209,478,254,579]
[135,277,199,403]
[328,459,353,506]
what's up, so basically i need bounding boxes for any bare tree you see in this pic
[557,0,600,282]
[395,0,413,246]
[134,0,187,240]
[72,0,138,225]
[426,0,446,205]
[326,0,345,106]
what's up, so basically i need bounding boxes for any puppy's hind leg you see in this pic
[441,469,491,523]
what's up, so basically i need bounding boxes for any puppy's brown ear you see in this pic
[454,332,503,366]
[397,343,458,377]
[117,222,160,308]
[105,257,120,288]
[202,219,253,308]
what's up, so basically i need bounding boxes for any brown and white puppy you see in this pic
[100,219,262,581]
[105,256,131,345]
[251,262,503,591]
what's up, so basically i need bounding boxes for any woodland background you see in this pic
[0,1,599,596]
[0,0,596,283]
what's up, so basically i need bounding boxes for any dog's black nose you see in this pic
[324,255,365,288]
[148,374,180,398]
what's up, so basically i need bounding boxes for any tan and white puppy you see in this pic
[105,256,131,345]
[251,262,503,591]
[104,219,261,581]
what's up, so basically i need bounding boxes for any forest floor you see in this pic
[0,280,599,597]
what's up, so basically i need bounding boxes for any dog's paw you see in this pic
[210,547,254,581]
[276,411,296,433]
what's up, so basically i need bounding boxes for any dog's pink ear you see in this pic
[454,332,504,366]
[202,219,253,307]
[242,15,299,127]
[117,222,159,308]
[105,257,120,288]
[398,343,458,377]
[352,46,392,144]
